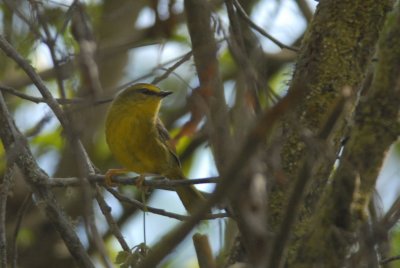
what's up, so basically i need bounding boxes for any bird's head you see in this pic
[112,83,172,116]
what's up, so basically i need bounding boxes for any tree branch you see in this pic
[0,35,70,128]
[106,187,227,221]
[47,174,219,189]
[0,164,14,267]
[0,93,94,268]
[193,233,216,268]
[185,0,232,171]
[233,0,299,52]
[11,194,32,268]
[95,186,130,252]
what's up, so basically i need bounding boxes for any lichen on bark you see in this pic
[267,0,392,265]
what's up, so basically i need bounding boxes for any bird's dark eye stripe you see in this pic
[138,88,158,95]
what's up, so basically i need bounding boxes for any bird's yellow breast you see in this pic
[105,105,172,175]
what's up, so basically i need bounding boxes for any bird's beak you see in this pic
[158,91,173,98]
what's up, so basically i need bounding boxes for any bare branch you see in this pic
[30,0,68,98]
[0,35,70,128]
[0,85,45,103]
[0,92,94,268]
[380,255,400,265]
[95,186,130,252]
[106,187,227,221]
[0,85,109,105]
[0,164,14,267]
[11,194,32,268]
[185,0,232,171]
[48,174,219,189]
[232,0,299,52]
[71,2,103,97]
[152,51,192,85]
[193,233,216,268]
[294,0,314,23]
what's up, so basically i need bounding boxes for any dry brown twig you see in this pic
[95,186,130,252]
[106,187,227,221]
[48,174,219,189]
[232,0,299,52]
[193,233,216,268]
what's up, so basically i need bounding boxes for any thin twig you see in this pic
[55,0,79,45]
[106,187,188,221]
[232,0,299,52]
[381,194,400,230]
[294,0,314,23]
[380,255,400,265]
[106,187,227,221]
[85,186,112,268]
[0,35,70,129]
[4,7,107,261]
[225,0,263,112]
[95,186,130,252]
[31,0,68,98]
[11,194,32,268]
[0,92,94,268]
[24,113,53,138]
[48,174,219,189]
[71,2,103,96]
[152,51,192,84]
[0,85,108,105]
[3,0,43,39]
[34,5,106,259]
[0,85,46,103]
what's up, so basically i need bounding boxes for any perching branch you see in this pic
[47,174,219,189]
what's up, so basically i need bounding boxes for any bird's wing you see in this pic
[156,118,181,168]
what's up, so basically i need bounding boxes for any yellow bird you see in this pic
[105,83,206,214]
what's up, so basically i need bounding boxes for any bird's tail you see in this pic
[176,185,207,214]
[167,169,207,214]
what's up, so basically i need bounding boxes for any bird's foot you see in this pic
[104,168,128,187]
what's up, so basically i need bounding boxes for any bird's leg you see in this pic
[135,174,146,189]
[135,174,153,195]
[104,168,128,187]
[135,174,149,212]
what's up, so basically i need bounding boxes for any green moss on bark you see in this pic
[288,3,400,266]
[267,0,392,266]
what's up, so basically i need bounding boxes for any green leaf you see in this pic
[115,251,130,264]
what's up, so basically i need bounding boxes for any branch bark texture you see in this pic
[0,94,94,268]
[267,0,392,266]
